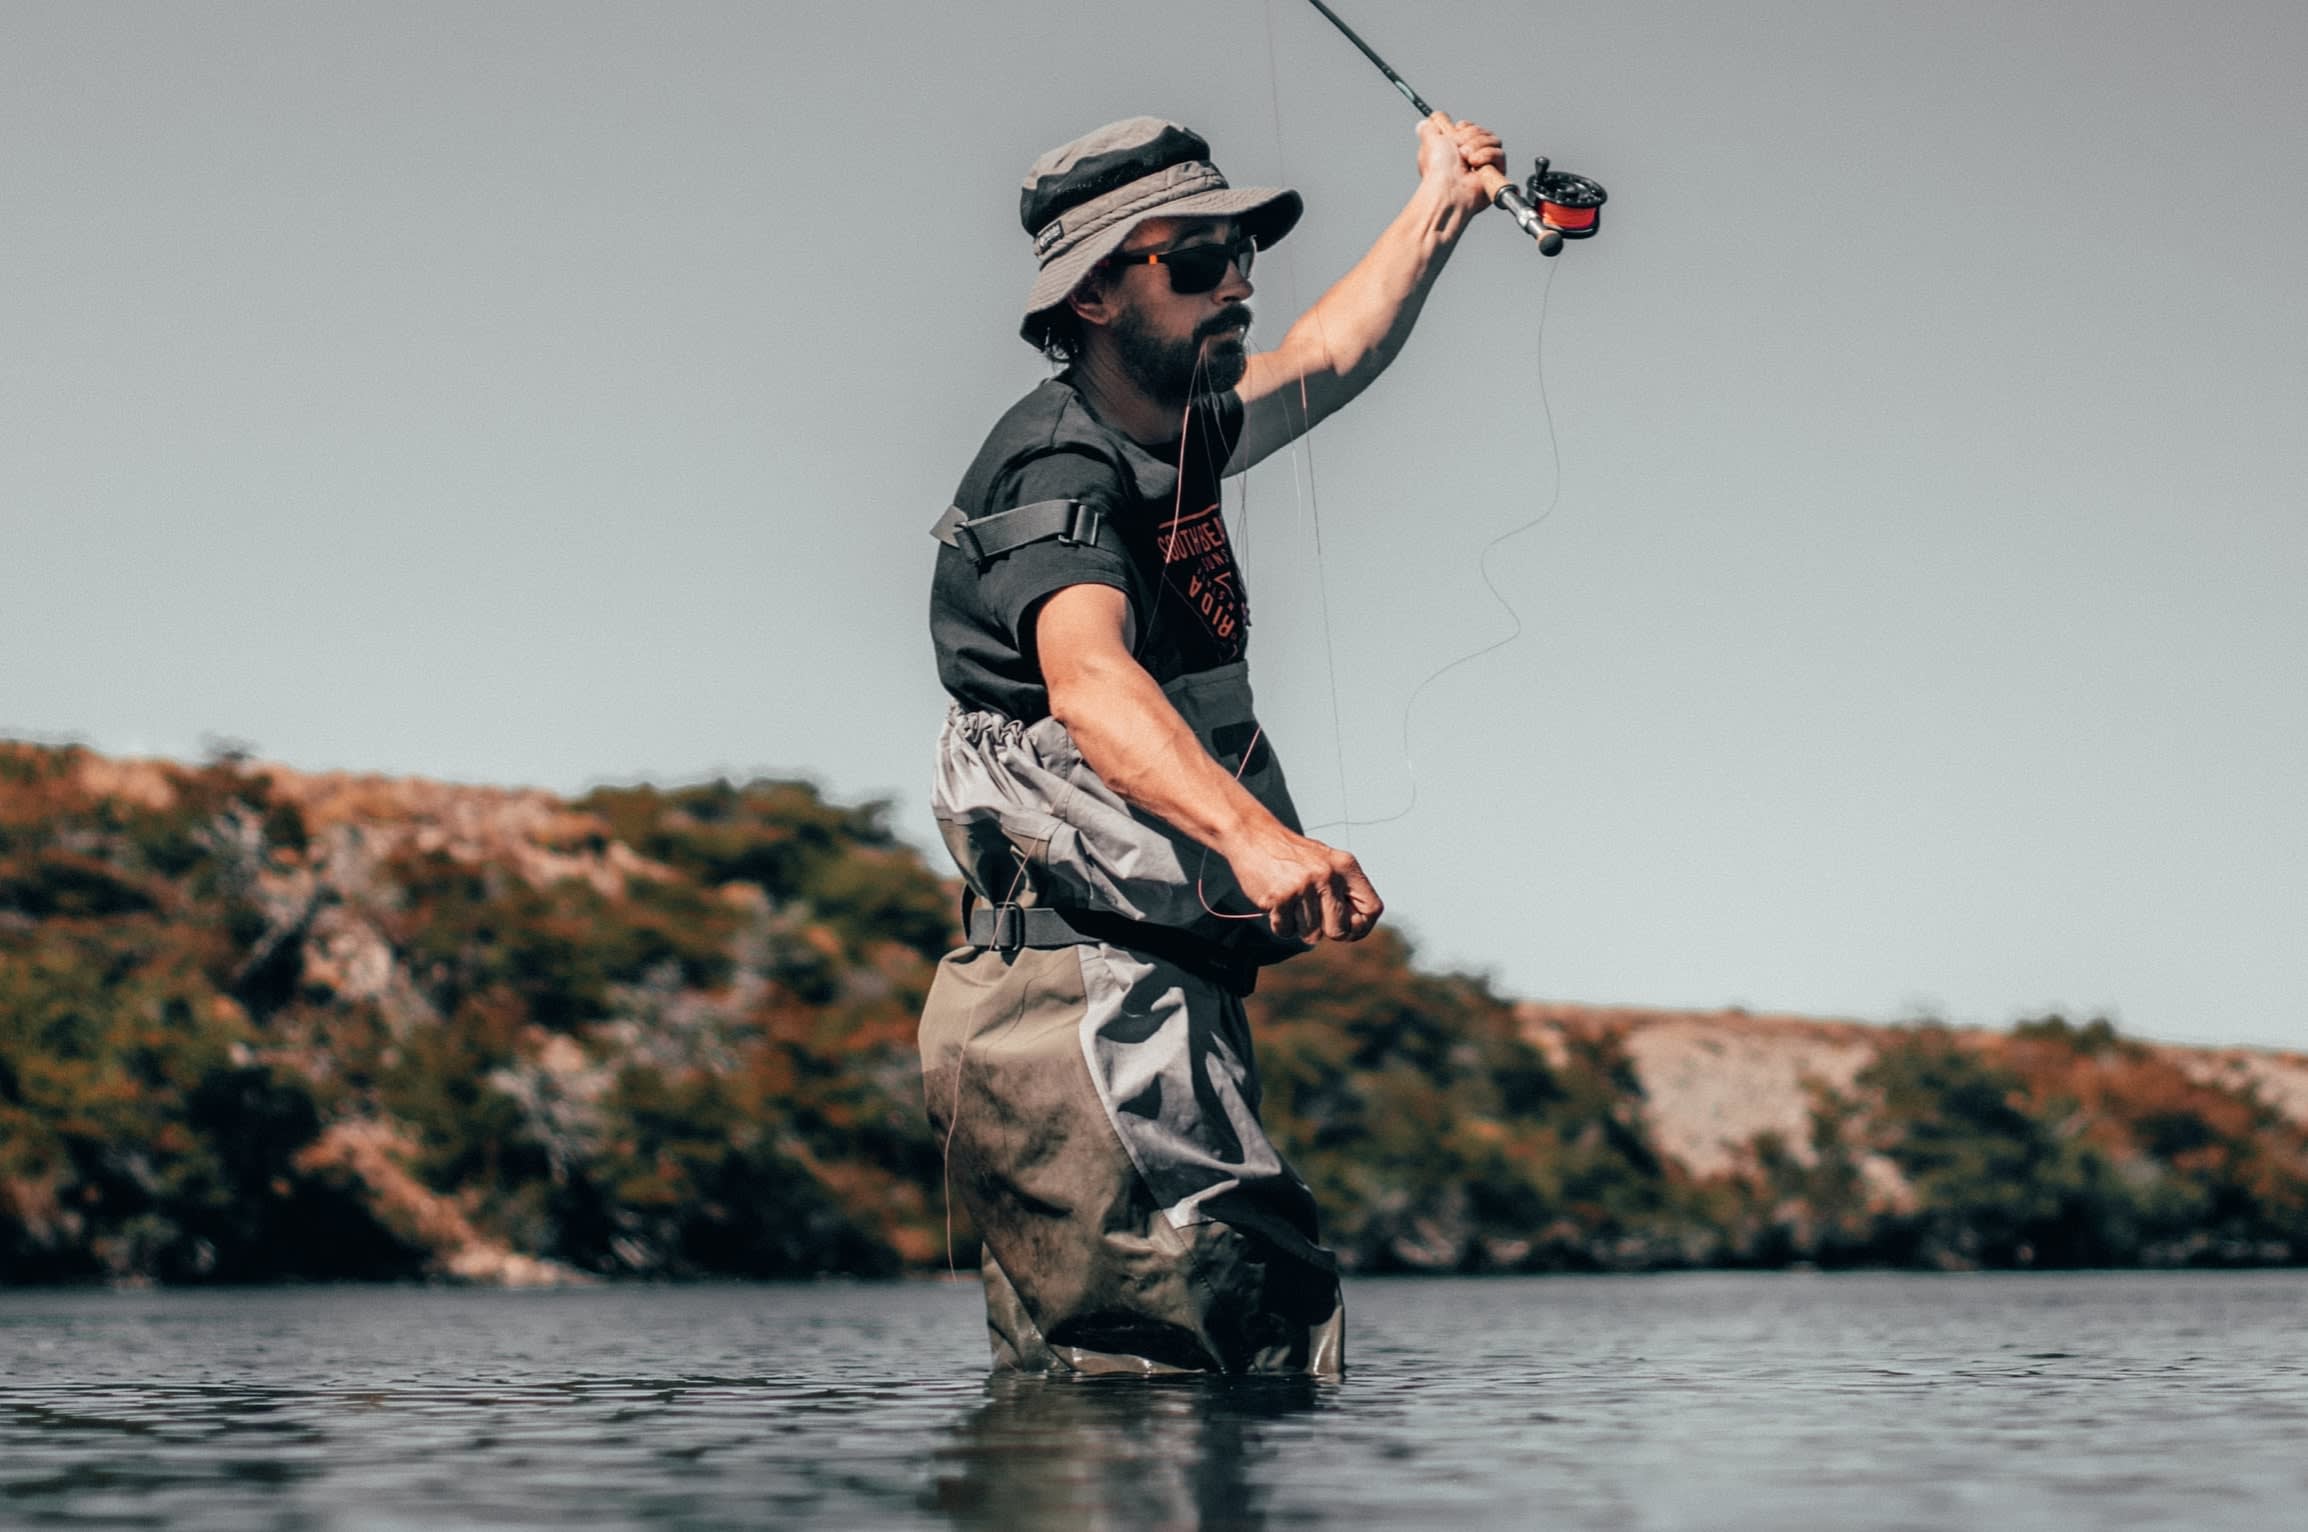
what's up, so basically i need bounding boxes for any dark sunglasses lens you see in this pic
[1165,240,1252,293]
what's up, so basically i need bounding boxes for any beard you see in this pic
[1113,302,1254,403]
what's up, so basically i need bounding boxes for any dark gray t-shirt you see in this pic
[930,376,1248,721]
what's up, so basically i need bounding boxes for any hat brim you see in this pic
[1020,185,1301,341]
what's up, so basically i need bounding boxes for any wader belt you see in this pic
[931,498,1108,565]
[962,896,1259,997]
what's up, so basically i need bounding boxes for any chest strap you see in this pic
[932,498,1106,565]
[961,896,1259,996]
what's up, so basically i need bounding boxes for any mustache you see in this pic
[1196,305,1254,345]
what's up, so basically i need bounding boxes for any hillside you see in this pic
[6,740,2307,1283]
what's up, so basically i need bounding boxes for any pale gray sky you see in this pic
[5,2,2302,1047]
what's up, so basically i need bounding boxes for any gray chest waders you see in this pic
[930,498,1308,985]
[921,496,1342,1375]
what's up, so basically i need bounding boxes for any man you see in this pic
[922,112,1503,1376]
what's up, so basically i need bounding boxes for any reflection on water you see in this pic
[929,1374,1326,1530]
[5,1273,2308,1529]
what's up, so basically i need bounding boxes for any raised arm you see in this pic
[1228,113,1504,472]
[1035,584,1382,943]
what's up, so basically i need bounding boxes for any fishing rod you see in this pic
[1300,0,1606,257]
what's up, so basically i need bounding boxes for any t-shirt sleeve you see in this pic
[972,448,1143,653]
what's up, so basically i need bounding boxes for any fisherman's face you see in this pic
[1102,217,1256,403]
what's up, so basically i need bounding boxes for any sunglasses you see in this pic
[1104,235,1257,295]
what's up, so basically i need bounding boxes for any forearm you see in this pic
[1048,649,1282,863]
[1034,583,1384,942]
[1230,118,1499,466]
[1276,173,1472,395]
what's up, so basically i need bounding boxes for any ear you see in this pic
[1066,271,1116,329]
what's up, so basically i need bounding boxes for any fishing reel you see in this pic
[1526,157,1607,240]
[1489,155,1608,256]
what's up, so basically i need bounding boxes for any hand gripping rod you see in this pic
[1300,0,1568,256]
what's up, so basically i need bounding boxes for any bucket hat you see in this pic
[1018,117,1301,343]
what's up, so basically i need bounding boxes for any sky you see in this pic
[4,1,2302,1048]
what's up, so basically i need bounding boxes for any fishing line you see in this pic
[939,961,1034,1279]
[942,838,1041,1276]
[1163,348,1288,929]
[1256,0,1358,851]
[1307,256,1564,832]
[1252,0,1574,839]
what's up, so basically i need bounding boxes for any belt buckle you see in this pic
[990,902,1025,955]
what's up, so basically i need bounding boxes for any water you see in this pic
[3,1271,2305,1530]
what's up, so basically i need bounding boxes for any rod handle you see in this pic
[1488,178,1566,257]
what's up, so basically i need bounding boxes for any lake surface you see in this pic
[4,1271,2305,1529]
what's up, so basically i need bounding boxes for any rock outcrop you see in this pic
[1523,1001,2308,1187]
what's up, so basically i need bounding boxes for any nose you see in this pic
[1216,253,1252,303]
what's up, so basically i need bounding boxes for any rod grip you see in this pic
[1489,180,1565,257]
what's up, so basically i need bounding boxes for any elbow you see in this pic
[1329,330,1399,398]
[1046,667,1147,796]
[1046,670,1112,759]
[1354,326,1409,381]
[1045,668,1094,735]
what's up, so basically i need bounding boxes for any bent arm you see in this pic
[1228,114,1503,472]
[1035,584,1382,942]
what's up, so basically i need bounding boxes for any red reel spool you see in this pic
[1528,159,1607,240]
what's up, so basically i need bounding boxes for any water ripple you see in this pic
[3,1273,2306,1529]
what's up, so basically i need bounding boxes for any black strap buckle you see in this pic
[931,499,1101,566]
[1060,501,1103,547]
[953,517,990,564]
[989,902,1025,955]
